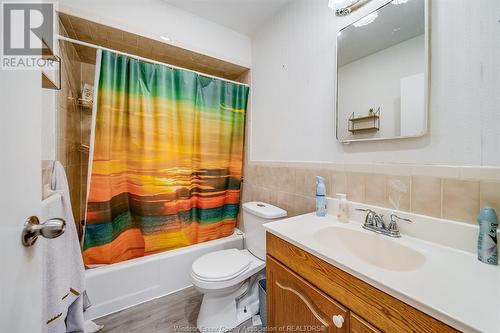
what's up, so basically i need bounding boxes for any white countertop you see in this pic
[264,213,500,333]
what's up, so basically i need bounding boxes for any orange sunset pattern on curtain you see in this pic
[83,51,249,265]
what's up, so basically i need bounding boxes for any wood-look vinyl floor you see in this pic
[94,287,262,333]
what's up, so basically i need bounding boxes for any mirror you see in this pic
[336,0,428,143]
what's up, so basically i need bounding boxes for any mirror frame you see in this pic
[335,0,430,144]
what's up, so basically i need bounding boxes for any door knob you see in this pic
[21,216,66,247]
[332,314,344,328]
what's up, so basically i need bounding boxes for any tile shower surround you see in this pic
[47,18,96,238]
[241,163,500,225]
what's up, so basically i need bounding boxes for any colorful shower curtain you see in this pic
[83,50,249,265]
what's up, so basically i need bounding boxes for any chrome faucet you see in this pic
[356,209,412,238]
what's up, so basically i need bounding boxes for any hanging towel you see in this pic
[41,161,103,333]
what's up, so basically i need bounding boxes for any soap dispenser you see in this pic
[477,207,498,265]
[336,193,349,223]
[316,176,327,217]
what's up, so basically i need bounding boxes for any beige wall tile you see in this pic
[267,166,296,193]
[347,172,365,203]
[480,181,500,215]
[81,63,96,85]
[293,168,307,195]
[293,195,315,216]
[295,168,331,197]
[386,175,411,212]
[241,161,499,226]
[57,106,68,141]
[330,171,347,197]
[411,176,442,218]
[65,165,82,224]
[67,143,81,167]
[365,174,386,207]
[243,164,256,184]
[81,113,92,146]
[276,191,296,217]
[252,186,277,206]
[57,139,68,166]
[241,184,256,203]
[252,165,268,187]
[443,179,480,224]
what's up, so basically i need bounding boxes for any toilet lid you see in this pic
[192,249,251,282]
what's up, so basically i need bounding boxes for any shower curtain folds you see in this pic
[83,50,249,265]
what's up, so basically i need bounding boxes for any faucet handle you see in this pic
[387,214,412,237]
[355,208,375,215]
[390,214,412,224]
[356,208,376,226]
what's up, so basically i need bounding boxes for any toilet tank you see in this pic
[242,202,287,260]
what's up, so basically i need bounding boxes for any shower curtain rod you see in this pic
[57,35,249,87]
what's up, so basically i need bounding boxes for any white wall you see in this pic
[250,0,337,162]
[58,0,251,67]
[400,73,425,137]
[338,35,424,140]
[250,0,500,166]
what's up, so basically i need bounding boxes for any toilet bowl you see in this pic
[191,202,287,332]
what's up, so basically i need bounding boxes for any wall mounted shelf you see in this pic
[41,40,61,90]
[348,109,380,135]
[348,127,379,134]
[349,114,379,122]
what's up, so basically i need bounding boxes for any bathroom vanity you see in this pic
[264,210,500,333]
[266,233,455,332]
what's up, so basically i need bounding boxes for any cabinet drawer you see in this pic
[267,255,349,333]
[350,313,381,333]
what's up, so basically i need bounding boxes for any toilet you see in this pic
[191,201,287,332]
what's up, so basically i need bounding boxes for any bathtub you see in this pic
[84,229,245,320]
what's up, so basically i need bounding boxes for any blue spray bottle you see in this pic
[316,176,327,217]
[477,207,498,265]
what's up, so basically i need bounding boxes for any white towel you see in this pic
[41,161,102,333]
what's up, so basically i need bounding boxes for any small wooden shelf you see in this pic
[348,127,379,134]
[348,109,380,135]
[349,114,379,122]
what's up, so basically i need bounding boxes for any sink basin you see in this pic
[313,227,426,272]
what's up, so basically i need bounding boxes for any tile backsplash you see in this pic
[241,162,500,225]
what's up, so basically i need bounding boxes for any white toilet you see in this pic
[191,201,287,332]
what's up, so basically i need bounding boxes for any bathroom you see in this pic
[1,0,499,332]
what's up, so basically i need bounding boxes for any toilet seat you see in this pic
[191,249,265,292]
[192,249,251,282]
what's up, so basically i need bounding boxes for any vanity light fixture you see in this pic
[329,0,370,17]
[392,0,410,4]
[353,11,378,27]
[160,35,171,42]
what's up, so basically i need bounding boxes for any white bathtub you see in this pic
[84,229,245,320]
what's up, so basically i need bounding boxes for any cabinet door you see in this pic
[267,255,349,333]
[350,313,381,333]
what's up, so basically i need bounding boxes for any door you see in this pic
[267,255,349,333]
[0,69,43,332]
[350,313,381,333]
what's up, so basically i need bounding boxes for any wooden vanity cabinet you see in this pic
[267,255,349,332]
[350,313,381,333]
[266,232,458,333]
